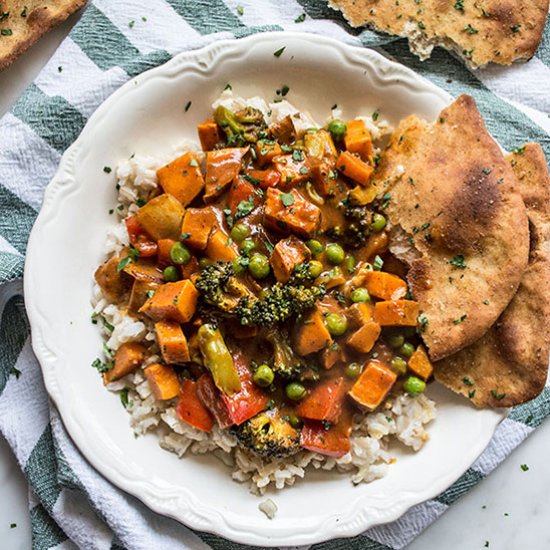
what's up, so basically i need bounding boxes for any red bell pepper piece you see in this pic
[246,169,281,189]
[296,377,347,423]
[126,215,157,257]
[196,374,234,429]
[176,379,214,432]
[300,408,353,458]
[228,176,261,217]
[221,352,269,425]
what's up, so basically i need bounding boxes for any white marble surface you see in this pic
[1,19,550,550]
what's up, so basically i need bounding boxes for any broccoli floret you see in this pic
[264,328,303,379]
[234,280,325,327]
[341,204,372,248]
[214,106,267,146]
[232,409,300,458]
[196,262,255,313]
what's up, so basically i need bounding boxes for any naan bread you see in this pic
[0,0,86,71]
[375,94,530,361]
[434,143,550,407]
[328,0,549,68]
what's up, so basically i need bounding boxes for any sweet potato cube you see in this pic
[264,188,321,238]
[296,377,346,423]
[270,235,310,283]
[197,118,223,151]
[139,280,198,323]
[348,362,397,411]
[145,363,181,400]
[346,302,374,329]
[294,308,332,356]
[204,147,248,202]
[365,271,408,300]
[311,161,338,196]
[373,300,419,327]
[134,194,185,240]
[407,345,433,381]
[321,343,343,370]
[157,152,205,206]
[272,154,310,186]
[128,279,161,314]
[181,208,216,250]
[346,321,381,354]
[345,119,373,161]
[155,321,190,364]
[205,228,238,262]
[105,342,147,384]
[337,151,374,187]
[254,140,282,167]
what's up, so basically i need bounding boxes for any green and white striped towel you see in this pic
[1,1,549,549]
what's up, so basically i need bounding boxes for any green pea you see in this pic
[248,253,270,279]
[240,238,256,255]
[232,257,247,275]
[286,382,307,401]
[230,223,250,242]
[345,362,362,379]
[371,213,387,232]
[387,334,405,349]
[390,356,407,376]
[328,119,347,140]
[403,376,426,395]
[351,287,370,303]
[306,239,325,257]
[326,243,345,265]
[325,313,348,336]
[345,254,356,274]
[163,266,179,282]
[308,260,324,278]
[288,414,303,429]
[198,257,211,269]
[399,342,415,358]
[170,242,191,265]
[253,364,274,387]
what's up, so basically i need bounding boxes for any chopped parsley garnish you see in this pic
[511,24,521,33]
[281,84,290,97]
[58,66,63,73]
[453,314,467,325]
[120,388,131,408]
[450,254,466,269]
[117,248,139,272]
[136,198,146,207]
[417,20,426,30]
[372,109,380,121]
[224,83,232,91]
[242,173,260,186]
[184,101,192,112]
[10,367,21,379]
[295,13,306,23]
[482,167,492,175]
[128,20,135,28]
[189,158,198,167]
[463,24,478,34]
[280,192,295,207]
[10,523,16,529]
[235,196,256,219]
[292,148,303,162]
[236,5,244,15]
[491,389,506,401]
[273,47,286,58]
[468,390,476,399]
[1,29,13,36]
[373,255,384,271]
[463,377,474,386]
[418,314,429,332]
[520,463,529,471]
[513,145,525,154]
[91,358,114,374]
[103,166,112,173]
[454,0,464,12]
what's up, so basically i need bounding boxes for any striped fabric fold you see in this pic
[0,1,548,548]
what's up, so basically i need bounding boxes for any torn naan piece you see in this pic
[0,0,87,71]
[375,94,530,361]
[327,0,549,68]
[434,143,550,407]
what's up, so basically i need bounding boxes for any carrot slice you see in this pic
[336,151,374,186]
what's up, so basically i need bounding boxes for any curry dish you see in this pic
[93,99,433,461]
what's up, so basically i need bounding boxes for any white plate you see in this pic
[24,32,506,546]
